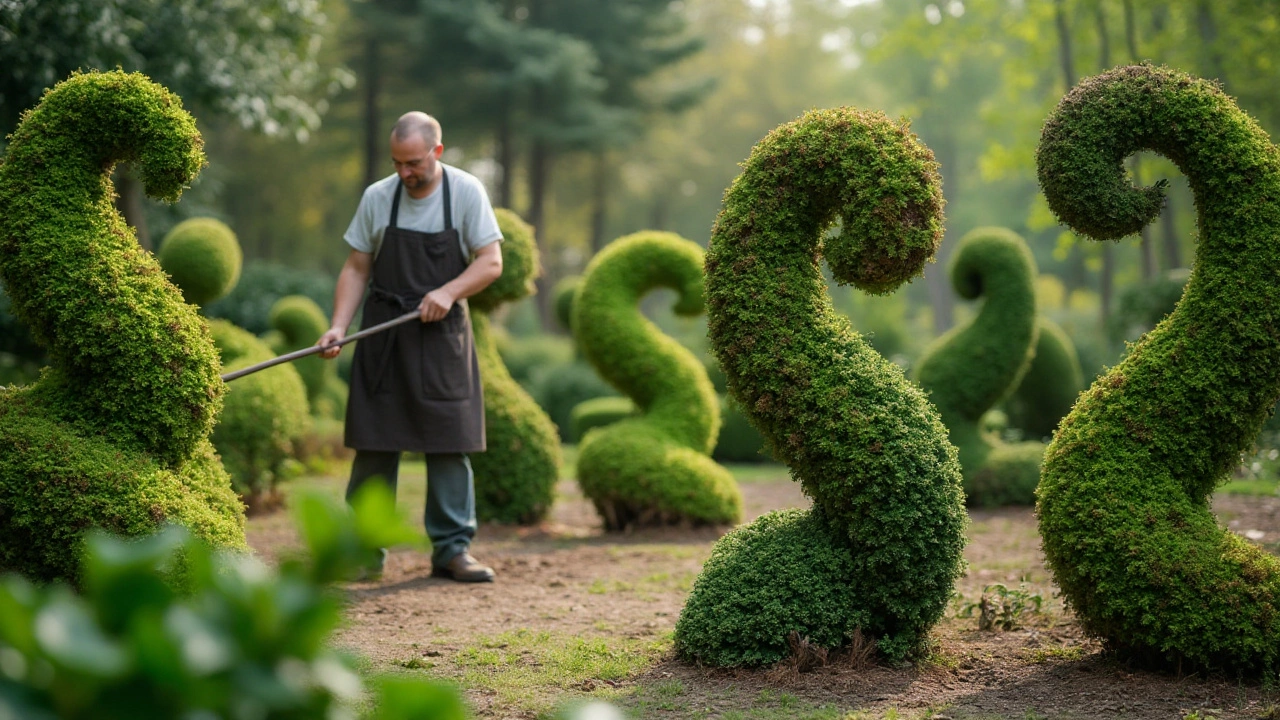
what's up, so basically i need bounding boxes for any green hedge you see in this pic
[268,294,348,421]
[913,227,1045,506]
[1036,64,1280,676]
[571,395,637,441]
[0,70,246,582]
[677,107,966,667]
[157,219,311,502]
[573,231,742,530]
[712,395,769,463]
[468,208,561,524]
[204,260,336,335]
[1003,317,1085,441]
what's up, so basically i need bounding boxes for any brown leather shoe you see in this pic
[431,552,495,583]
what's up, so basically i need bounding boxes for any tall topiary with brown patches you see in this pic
[158,217,311,505]
[0,71,245,582]
[574,231,742,531]
[469,208,561,524]
[675,108,967,666]
[913,227,1046,506]
[1037,64,1280,675]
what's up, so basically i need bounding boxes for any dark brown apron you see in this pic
[344,170,485,453]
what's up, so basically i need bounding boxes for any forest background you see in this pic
[3,0,1279,400]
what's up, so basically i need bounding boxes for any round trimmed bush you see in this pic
[1036,64,1280,675]
[0,70,246,582]
[158,219,311,503]
[573,231,743,530]
[677,107,967,667]
[269,294,348,420]
[157,217,242,307]
[1003,317,1085,441]
[468,208,561,524]
[913,227,1045,506]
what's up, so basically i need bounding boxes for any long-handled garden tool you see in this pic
[220,309,420,382]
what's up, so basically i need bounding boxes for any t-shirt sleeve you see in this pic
[461,179,504,255]
[343,187,378,254]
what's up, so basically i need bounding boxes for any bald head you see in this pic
[391,111,442,147]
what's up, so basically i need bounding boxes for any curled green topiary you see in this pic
[0,70,245,582]
[269,294,348,420]
[573,231,743,530]
[1036,64,1280,675]
[676,107,966,667]
[158,218,311,503]
[469,208,561,524]
[571,395,637,441]
[1004,317,1085,441]
[913,227,1045,506]
[552,275,582,333]
[157,217,243,307]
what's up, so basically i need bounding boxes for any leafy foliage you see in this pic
[958,582,1044,631]
[574,231,742,530]
[469,208,561,525]
[913,227,1045,506]
[156,218,242,308]
[678,107,967,667]
[1036,64,1280,675]
[267,295,347,421]
[1004,317,1085,441]
[570,396,637,441]
[0,483,467,719]
[204,261,336,336]
[0,70,245,582]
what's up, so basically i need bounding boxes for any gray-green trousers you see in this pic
[345,450,476,568]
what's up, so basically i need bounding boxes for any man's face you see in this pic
[390,133,442,191]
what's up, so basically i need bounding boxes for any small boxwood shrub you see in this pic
[468,208,562,524]
[0,484,467,719]
[157,219,311,505]
[155,217,242,307]
[268,294,348,421]
[678,107,967,667]
[913,227,1045,507]
[1003,317,1085,441]
[0,70,246,583]
[573,231,743,530]
[204,260,336,335]
[1036,64,1280,676]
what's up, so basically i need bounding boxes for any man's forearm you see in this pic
[330,263,370,333]
[440,250,502,302]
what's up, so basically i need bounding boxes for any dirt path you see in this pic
[246,473,1280,719]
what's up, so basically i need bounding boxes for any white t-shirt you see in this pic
[344,163,503,259]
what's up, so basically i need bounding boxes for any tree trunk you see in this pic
[1054,0,1076,89]
[589,151,609,253]
[1096,2,1112,326]
[363,35,382,190]
[496,99,514,208]
[1130,157,1155,280]
[1196,1,1226,88]
[1094,2,1111,69]
[114,169,151,251]
[924,128,957,335]
[1122,0,1139,61]
[528,135,554,329]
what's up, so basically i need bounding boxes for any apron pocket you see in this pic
[421,318,472,400]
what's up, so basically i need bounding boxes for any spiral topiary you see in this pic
[468,208,562,524]
[0,70,246,582]
[1004,317,1085,441]
[573,231,743,530]
[533,273,618,440]
[675,107,967,667]
[157,219,310,504]
[268,294,348,420]
[912,227,1045,506]
[156,217,242,307]
[1036,64,1280,676]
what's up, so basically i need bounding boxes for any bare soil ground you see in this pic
[246,466,1280,720]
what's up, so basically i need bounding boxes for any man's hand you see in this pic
[420,287,456,322]
[317,328,345,359]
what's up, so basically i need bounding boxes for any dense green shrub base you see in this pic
[675,509,866,667]
[576,420,741,529]
[691,107,967,667]
[1036,64,1280,675]
[0,385,246,583]
[472,314,561,525]
[209,320,311,497]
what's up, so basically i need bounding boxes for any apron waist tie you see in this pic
[370,285,422,313]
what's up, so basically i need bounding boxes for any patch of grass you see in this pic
[587,571,697,596]
[1024,645,1085,663]
[958,583,1043,631]
[724,462,790,484]
[605,544,702,561]
[422,628,668,716]
[1217,479,1280,496]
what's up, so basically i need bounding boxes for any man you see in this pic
[318,112,503,582]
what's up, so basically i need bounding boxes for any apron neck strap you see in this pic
[388,168,452,231]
